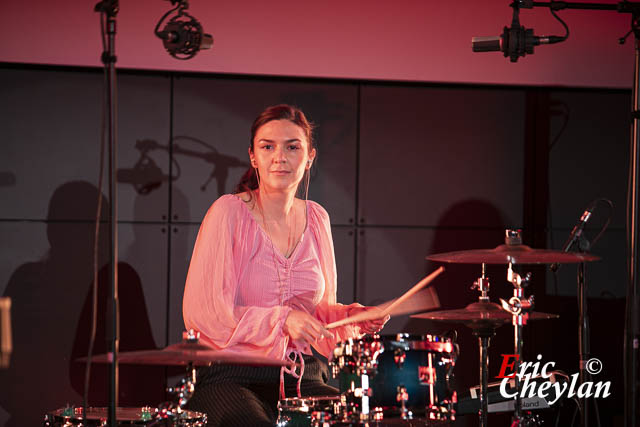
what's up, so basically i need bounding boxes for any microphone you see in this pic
[561,203,596,253]
[550,202,597,272]
[155,1,213,60]
[472,27,565,62]
[471,1,566,63]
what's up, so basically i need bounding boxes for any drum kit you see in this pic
[277,229,598,427]
[44,229,599,426]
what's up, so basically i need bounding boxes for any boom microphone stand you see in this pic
[94,1,120,426]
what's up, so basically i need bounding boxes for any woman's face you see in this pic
[250,119,316,193]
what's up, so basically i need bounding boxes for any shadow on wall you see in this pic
[117,137,249,198]
[0,181,163,426]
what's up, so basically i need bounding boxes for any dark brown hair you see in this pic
[235,104,315,195]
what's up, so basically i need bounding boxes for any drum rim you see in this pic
[277,395,341,410]
[45,406,206,421]
[335,333,456,353]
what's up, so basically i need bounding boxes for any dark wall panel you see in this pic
[172,77,358,225]
[332,227,356,305]
[0,70,171,223]
[0,222,48,294]
[359,85,525,228]
[548,90,629,229]
[0,69,102,220]
[547,90,629,298]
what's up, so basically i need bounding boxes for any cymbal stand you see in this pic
[168,364,196,409]
[471,263,491,303]
[577,261,591,426]
[151,330,201,426]
[472,327,495,427]
[500,261,534,426]
[469,263,494,427]
[151,364,197,425]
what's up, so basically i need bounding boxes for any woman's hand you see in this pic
[349,306,391,335]
[283,309,333,345]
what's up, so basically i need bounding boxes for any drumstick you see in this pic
[380,266,444,316]
[326,266,444,329]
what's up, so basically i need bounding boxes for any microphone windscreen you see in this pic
[0,297,12,369]
[201,34,214,50]
[472,36,502,53]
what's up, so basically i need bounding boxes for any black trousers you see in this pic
[187,355,338,427]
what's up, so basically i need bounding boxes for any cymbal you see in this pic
[427,244,600,264]
[411,301,559,329]
[78,341,293,367]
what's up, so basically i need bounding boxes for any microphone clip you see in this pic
[155,0,213,60]
[503,2,537,62]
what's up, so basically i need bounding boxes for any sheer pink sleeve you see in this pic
[182,195,291,358]
[307,202,362,357]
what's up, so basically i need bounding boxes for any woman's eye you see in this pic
[262,144,273,150]
[288,145,300,150]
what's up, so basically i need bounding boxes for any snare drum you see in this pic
[276,395,342,426]
[331,333,457,421]
[43,406,207,426]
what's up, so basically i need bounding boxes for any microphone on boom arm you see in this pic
[471,0,566,62]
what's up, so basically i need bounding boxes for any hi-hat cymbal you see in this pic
[78,341,293,367]
[411,301,559,329]
[427,244,600,265]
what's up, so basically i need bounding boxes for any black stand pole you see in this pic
[472,329,495,427]
[512,312,524,424]
[626,16,640,427]
[106,14,120,427]
[577,262,590,426]
[94,1,120,426]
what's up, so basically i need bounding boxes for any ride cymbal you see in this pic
[427,244,600,265]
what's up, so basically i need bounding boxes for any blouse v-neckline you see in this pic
[233,194,309,262]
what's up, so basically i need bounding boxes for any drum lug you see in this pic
[396,385,413,420]
[393,348,406,369]
[418,365,436,385]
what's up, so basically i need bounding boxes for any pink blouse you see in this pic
[183,194,361,361]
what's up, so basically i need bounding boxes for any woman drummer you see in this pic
[182,104,388,426]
